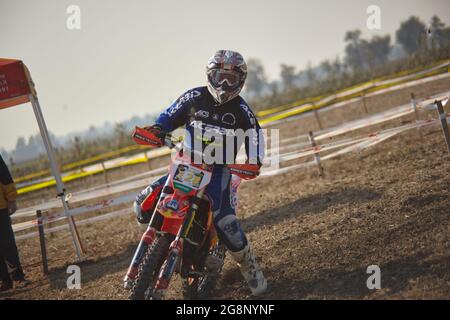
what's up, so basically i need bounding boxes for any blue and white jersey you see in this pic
[156,86,264,165]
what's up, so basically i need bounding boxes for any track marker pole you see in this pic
[308,131,324,178]
[362,92,369,114]
[411,93,420,122]
[101,161,109,186]
[411,92,423,138]
[435,99,450,154]
[313,104,323,130]
[36,210,49,275]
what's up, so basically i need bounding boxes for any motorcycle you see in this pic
[124,127,259,300]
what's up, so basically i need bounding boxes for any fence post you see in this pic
[313,104,323,131]
[411,92,422,138]
[435,99,450,154]
[411,93,420,122]
[36,210,49,275]
[67,208,85,255]
[101,161,109,185]
[362,92,369,114]
[308,131,324,178]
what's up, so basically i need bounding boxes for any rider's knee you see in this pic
[134,184,163,227]
[214,215,248,252]
[133,201,151,225]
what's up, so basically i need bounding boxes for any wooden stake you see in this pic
[362,93,369,114]
[411,93,420,122]
[308,131,324,178]
[411,93,422,138]
[313,104,323,130]
[68,214,85,255]
[101,161,109,185]
[435,99,450,154]
[36,210,49,275]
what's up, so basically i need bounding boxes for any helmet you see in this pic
[206,50,247,105]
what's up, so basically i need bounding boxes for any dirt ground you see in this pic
[1,77,449,300]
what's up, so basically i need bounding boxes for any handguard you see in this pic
[228,163,260,180]
[132,126,164,148]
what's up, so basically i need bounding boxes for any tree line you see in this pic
[3,15,449,179]
[244,15,450,110]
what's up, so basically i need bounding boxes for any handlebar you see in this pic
[132,126,260,180]
[133,126,181,149]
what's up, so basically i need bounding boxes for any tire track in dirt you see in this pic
[1,78,449,300]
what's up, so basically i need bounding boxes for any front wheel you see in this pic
[128,235,171,300]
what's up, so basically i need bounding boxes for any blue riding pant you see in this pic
[148,167,247,252]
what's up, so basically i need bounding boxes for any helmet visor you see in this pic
[209,69,241,89]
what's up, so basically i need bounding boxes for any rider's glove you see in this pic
[143,124,167,145]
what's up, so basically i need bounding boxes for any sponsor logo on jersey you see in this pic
[166,199,179,211]
[240,103,256,126]
[189,120,236,136]
[195,110,209,119]
[222,113,236,125]
[167,90,201,116]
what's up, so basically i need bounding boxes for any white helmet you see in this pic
[206,50,247,105]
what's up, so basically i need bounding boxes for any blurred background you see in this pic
[1,0,449,177]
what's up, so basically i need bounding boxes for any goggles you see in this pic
[209,69,241,88]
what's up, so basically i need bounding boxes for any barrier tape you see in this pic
[14,111,448,239]
[14,60,450,192]
[262,75,450,128]
[315,92,449,141]
[15,207,132,242]
[17,147,172,194]
[260,116,445,178]
[12,91,449,241]
[13,192,138,234]
[257,59,450,119]
[14,144,152,184]
[13,166,168,220]
[13,92,449,220]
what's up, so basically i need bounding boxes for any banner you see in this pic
[0,58,34,109]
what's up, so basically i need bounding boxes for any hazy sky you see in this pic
[1,0,449,150]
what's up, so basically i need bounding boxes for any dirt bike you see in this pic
[124,127,259,300]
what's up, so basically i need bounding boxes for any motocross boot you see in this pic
[204,243,226,274]
[229,244,267,296]
[0,279,13,292]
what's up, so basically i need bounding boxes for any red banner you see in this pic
[0,58,32,109]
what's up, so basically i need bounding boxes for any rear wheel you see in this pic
[128,235,171,300]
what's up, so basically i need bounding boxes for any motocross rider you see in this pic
[134,50,267,296]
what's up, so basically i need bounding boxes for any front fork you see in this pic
[152,189,206,297]
[123,226,157,287]
[124,175,173,286]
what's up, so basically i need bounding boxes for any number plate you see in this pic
[173,164,205,189]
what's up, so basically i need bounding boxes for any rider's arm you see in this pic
[155,88,203,132]
[240,99,265,166]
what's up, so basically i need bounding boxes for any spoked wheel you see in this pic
[128,235,171,300]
